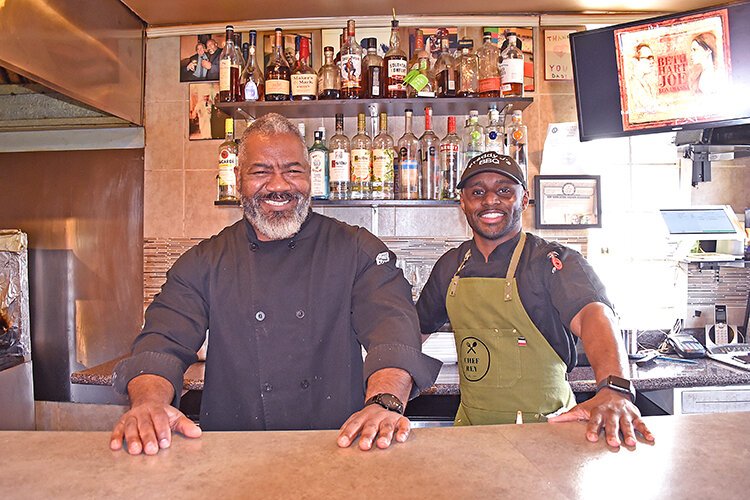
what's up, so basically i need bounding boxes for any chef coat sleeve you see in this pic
[113,246,209,407]
[351,229,442,399]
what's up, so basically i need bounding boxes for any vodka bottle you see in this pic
[485,106,505,154]
[439,116,462,200]
[507,110,528,181]
[463,110,485,166]
[419,106,440,199]
[397,109,420,200]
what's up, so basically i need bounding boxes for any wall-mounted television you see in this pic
[570,1,750,142]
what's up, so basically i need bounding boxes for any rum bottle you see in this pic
[242,30,264,101]
[219,25,241,102]
[419,106,440,199]
[264,28,291,101]
[499,32,525,97]
[317,46,341,99]
[291,36,317,100]
[340,20,363,99]
[457,38,478,97]
[350,113,372,199]
[439,116,462,200]
[384,19,407,98]
[372,112,395,200]
[217,118,238,202]
[397,109,420,200]
[477,31,501,97]
[329,114,350,199]
[309,129,330,200]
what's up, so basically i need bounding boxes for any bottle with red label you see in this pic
[340,20,363,99]
[477,31,501,97]
[291,36,317,100]
[384,18,407,98]
[500,32,525,97]
[217,118,238,202]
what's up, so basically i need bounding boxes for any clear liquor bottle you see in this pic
[457,38,479,97]
[439,116,462,200]
[291,37,317,101]
[383,19,407,99]
[463,110,485,167]
[397,109,420,200]
[405,55,436,98]
[329,113,350,200]
[507,110,528,181]
[499,32,525,97]
[317,46,341,99]
[350,113,372,199]
[264,28,291,101]
[242,30,264,101]
[419,106,440,200]
[217,118,238,202]
[362,37,384,99]
[371,112,395,200]
[309,129,330,200]
[477,31,501,97]
[434,29,457,97]
[219,25,242,102]
[485,105,505,154]
[339,19,363,99]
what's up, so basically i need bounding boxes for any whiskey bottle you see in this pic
[217,118,238,202]
[477,32,501,97]
[457,38,479,97]
[264,28,291,101]
[434,29,457,98]
[499,32,525,97]
[372,112,395,200]
[340,20,363,99]
[383,19,407,99]
[397,109,420,200]
[350,113,372,199]
[291,36,317,100]
[507,110,528,181]
[419,106,440,199]
[242,30,265,101]
[329,114,350,200]
[463,110,485,166]
[485,105,505,154]
[219,25,241,102]
[408,29,430,72]
[439,116,462,200]
[317,46,341,99]
[309,129,330,200]
[362,37,384,99]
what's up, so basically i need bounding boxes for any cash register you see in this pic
[659,205,746,262]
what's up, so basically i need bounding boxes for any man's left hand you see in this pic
[337,404,411,451]
[547,389,655,448]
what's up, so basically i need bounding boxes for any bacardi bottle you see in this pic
[217,118,238,202]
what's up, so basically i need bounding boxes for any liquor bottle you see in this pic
[507,110,528,181]
[408,29,430,72]
[371,112,395,200]
[264,28,291,101]
[217,118,238,202]
[291,37,317,101]
[219,25,241,102]
[477,32,501,97]
[317,46,341,99]
[419,106,440,200]
[439,116,462,200]
[350,113,372,199]
[434,29,457,98]
[397,109,420,200]
[485,106,504,154]
[499,32,525,97]
[309,129,330,200]
[233,33,246,101]
[405,55,436,98]
[457,38,479,97]
[329,113,350,200]
[383,18,407,99]
[242,30,265,101]
[362,38,384,99]
[463,110,485,166]
[340,20,363,99]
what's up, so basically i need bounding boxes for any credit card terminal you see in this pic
[668,333,706,359]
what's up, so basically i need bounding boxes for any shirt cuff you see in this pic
[112,351,187,408]
[363,344,443,400]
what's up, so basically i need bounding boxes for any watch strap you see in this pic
[365,393,405,415]
[595,375,636,403]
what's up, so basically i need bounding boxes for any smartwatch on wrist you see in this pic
[365,393,405,415]
[595,375,636,403]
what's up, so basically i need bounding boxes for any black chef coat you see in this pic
[114,213,441,431]
[417,232,613,371]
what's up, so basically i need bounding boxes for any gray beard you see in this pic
[241,192,311,240]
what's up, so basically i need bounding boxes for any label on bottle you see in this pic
[478,77,500,93]
[405,70,428,92]
[266,79,290,96]
[217,167,236,186]
[372,148,394,182]
[369,67,381,97]
[309,150,329,197]
[387,59,407,92]
[340,54,362,89]
[244,81,259,101]
[399,159,419,195]
[500,58,524,85]
[219,150,237,170]
[351,149,371,181]
[511,126,526,145]
[220,60,231,91]
[291,73,318,96]
[486,129,503,153]
[330,149,350,182]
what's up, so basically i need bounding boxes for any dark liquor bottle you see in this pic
[340,19,363,99]
[264,28,291,101]
[383,18,407,99]
[499,32,525,97]
[219,25,241,102]
[362,38,384,99]
[317,46,341,99]
[434,28,457,97]
[291,37,317,101]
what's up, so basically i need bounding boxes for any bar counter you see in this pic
[3,412,749,499]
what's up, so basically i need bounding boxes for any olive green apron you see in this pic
[446,232,575,425]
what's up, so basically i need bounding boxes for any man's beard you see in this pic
[467,205,522,241]
[241,191,311,240]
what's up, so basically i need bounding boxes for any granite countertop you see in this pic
[72,354,750,395]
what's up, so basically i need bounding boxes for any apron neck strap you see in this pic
[504,232,526,302]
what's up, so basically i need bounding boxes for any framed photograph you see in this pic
[534,175,602,229]
[180,33,226,82]
[188,82,228,140]
[484,27,535,92]
[544,29,576,80]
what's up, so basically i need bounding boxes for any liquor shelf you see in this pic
[216,96,532,120]
[214,199,461,207]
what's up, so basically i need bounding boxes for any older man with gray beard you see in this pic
[111,113,441,456]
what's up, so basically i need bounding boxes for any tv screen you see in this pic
[570,1,750,141]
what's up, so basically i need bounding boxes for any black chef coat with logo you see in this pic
[417,232,613,371]
[114,213,441,431]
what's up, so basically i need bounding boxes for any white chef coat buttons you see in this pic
[255,311,265,321]
[296,310,305,319]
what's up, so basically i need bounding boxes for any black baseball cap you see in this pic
[456,151,527,190]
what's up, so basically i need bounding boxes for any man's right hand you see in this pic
[109,374,201,455]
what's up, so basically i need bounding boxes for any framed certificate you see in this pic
[534,175,601,229]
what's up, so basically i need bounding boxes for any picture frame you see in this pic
[543,29,576,80]
[179,33,227,82]
[188,82,228,140]
[534,175,602,229]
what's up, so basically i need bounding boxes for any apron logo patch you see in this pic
[546,251,563,274]
[375,252,390,265]
[460,337,490,382]
[517,337,527,346]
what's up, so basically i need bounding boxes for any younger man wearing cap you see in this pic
[417,151,654,448]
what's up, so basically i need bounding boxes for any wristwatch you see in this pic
[365,393,405,415]
[595,375,636,403]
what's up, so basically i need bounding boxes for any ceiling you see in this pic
[119,0,731,27]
